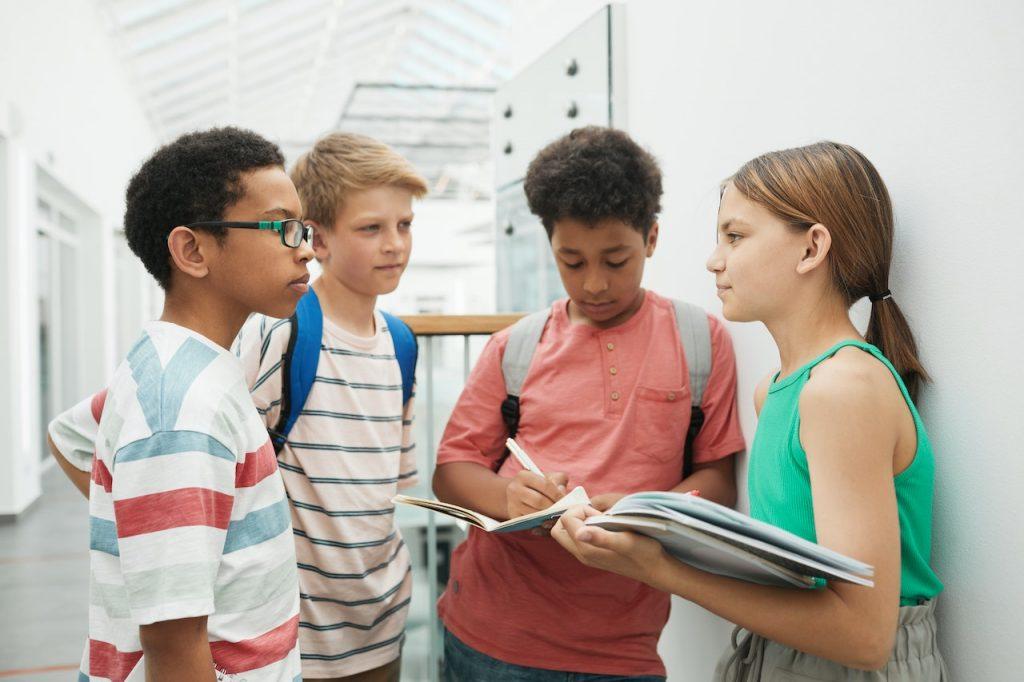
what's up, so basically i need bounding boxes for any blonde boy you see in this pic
[236,133,428,681]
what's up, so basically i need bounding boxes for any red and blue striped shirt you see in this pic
[69,321,301,682]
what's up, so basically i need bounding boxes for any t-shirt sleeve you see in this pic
[111,427,237,625]
[397,388,418,489]
[235,314,290,429]
[435,332,511,471]
[47,390,106,472]
[691,315,747,464]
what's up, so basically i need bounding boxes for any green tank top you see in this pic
[748,339,943,605]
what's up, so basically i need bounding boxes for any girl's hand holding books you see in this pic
[552,505,667,584]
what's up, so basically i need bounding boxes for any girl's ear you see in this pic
[795,223,832,275]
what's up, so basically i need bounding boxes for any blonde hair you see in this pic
[730,141,929,399]
[291,132,428,229]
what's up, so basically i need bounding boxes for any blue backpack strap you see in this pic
[380,311,417,406]
[269,288,323,453]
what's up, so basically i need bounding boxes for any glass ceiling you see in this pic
[96,0,514,198]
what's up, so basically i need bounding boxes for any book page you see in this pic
[392,495,499,530]
[393,486,590,533]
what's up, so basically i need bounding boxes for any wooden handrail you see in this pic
[401,314,526,336]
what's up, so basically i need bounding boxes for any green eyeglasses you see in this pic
[186,219,313,248]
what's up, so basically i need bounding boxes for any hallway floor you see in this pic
[0,465,437,681]
[0,464,89,680]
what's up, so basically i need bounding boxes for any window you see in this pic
[35,189,83,459]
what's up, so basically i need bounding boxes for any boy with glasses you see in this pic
[50,127,312,681]
[50,132,428,682]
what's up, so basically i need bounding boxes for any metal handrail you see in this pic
[410,313,524,680]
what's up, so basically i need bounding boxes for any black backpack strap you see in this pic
[500,395,521,441]
[683,406,706,479]
[496,310,550,471]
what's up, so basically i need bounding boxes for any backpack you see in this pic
[499,299,711,478]
[268,288,417,454]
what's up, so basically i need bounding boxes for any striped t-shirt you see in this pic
[234,310,417,678]
[63,321,301,681]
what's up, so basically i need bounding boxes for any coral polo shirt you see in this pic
[436,291,746,676]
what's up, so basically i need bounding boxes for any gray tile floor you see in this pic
[0,464,89,680]
[0,465,443,681]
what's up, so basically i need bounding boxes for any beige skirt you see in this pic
[713,599,947,681]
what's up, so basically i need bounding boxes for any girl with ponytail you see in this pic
[553,141,947,680]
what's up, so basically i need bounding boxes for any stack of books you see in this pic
[587,491,874,588]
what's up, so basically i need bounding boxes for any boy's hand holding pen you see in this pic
[504,438,568,520]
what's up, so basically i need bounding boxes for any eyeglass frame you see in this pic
[184,220,313,248]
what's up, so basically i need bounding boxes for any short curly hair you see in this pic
[124,127,285,289]
[524,126,662,239]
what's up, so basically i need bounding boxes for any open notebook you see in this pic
[393,486,590,533]
[587,491,875,588]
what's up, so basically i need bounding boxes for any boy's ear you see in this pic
[167,226,212,280]
[645,222,660,257]
[795,223,832,275]
[309,222,330,260]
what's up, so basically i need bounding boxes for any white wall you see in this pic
[0,1,156,514]
[380,197,497,316]
[618,1,1023,679]
[0,137,43,515]
[0,2,155,226]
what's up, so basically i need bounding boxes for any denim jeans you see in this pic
[441,628,666,682]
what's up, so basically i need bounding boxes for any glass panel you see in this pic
[541,241,564,305]
[59,240,80,411]
[115,233,143,360]
[36,197,52,225]
[58,210,77,234]
[396,333,492,679]
[399,336,451,680]
[37,232,52,460]
[495,182,563,313]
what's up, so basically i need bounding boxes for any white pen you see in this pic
[505,437,544,476]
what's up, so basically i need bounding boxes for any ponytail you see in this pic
[866,297,929,401]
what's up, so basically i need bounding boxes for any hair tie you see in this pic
[869,290,892,303]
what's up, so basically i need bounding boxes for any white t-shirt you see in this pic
[234,311,417,678]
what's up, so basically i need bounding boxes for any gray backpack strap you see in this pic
[672,299,712,406]
[501,310,550,397]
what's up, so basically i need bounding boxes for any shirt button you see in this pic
[611,391,620,401]
[668,392,676,401]
[606,342,615,351]
[609,367,618,375]
[453,580,460,594]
